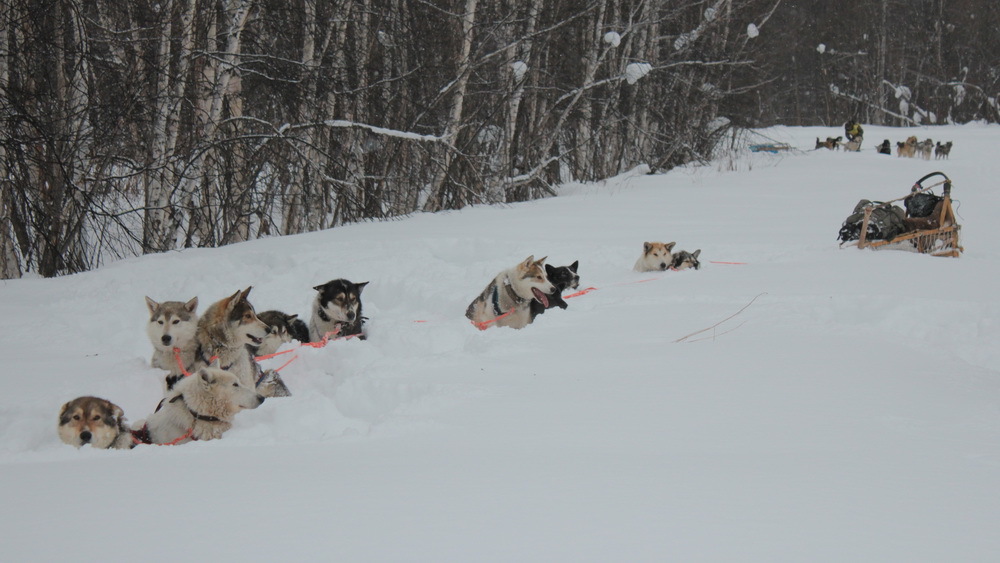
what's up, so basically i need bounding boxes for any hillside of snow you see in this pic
[1,125,999,561]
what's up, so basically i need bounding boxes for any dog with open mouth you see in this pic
[309,279,369,342]
[466,255,555,329]
[193,287,289,397]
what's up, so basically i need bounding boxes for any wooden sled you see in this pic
[854,172,963,257]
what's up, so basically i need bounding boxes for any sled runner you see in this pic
[839,171,962,257]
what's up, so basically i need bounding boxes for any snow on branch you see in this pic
[674,0,728,51]
[321,120,447,143]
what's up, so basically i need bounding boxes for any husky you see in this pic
[843,135,863,152]
[916,138,933,160]
[530,261,580,321]
[193,287,289,397]
[935,141,952,160]
[58,396,135,449]
[131,363,265,445]
[145,296,199,391]
[670,249,702,271]
[634,242,676,272]
[309,279,369,342]
[255,310,310,356]
[466,255,555,330]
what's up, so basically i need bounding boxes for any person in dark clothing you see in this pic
[844,120,864,142]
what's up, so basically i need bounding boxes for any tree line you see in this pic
[1,0,996,278]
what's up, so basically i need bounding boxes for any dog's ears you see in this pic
[145,296,159,314]
[355,281,369,294]
[521,255,535,267]
[692,249,701,258]
[286,313,298,321]
[224,289,242,311]
[643,242,652,254]
[544,263,556,275]
[185,297,198,313]
[239,287,253,302]
[200,369,216,385]
[58,401,71,420]
[112,404,125,422]
[665,242,676,252]
[569,260,579,272]
[533,256,547,266]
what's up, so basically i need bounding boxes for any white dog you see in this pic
[633,242,676,272]
[131,364,264,445]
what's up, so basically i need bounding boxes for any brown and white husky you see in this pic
[465,256,554,330]
[193,287,289,397]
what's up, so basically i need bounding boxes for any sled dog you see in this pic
[145,296,199,391]
[876,139,891,155]
[896,136,918,158]
[634,242,676,272]
[309,279,369,342]
[193,287,288,396]
[466,255,555,330]
[935,141,952,160]
[58,396,134,449]
[530,261,580,320]
[815,136,841,150]
[916,138,933,160]
[255,310,310,356]
[131,364,265,445]
[669,249,702,271]
[843,135,863,152]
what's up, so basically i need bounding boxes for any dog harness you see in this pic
[492,276,527,316]
[129,395,220,446]
[195,345,235,371]
[315,308,366,336]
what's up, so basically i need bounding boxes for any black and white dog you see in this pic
[309,279,369,341]
[530,261,580,320]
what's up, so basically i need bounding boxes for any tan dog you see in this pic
[896,136,918,158]
[633,242,676,272]
[815,136,841,150]
[58,396,134,449]
[466,256,555,330]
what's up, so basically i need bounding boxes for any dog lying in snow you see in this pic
[58,396,134,450]
[466,256,555,329]
[131,363,265,445]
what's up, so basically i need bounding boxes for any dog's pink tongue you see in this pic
[532,288,550,308]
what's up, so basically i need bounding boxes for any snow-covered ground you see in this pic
[2,125,999,561]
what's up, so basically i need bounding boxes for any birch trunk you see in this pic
[423,0,478,212]
[143,0,198,253]
[0,2,19,277]
[572,1,607,181]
